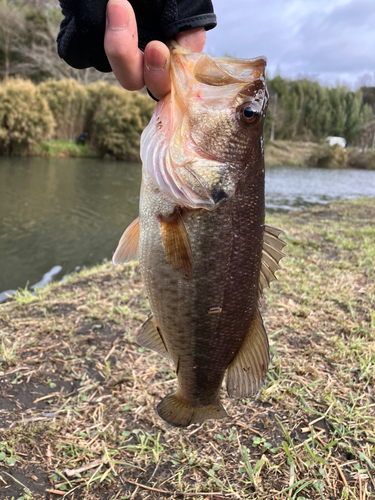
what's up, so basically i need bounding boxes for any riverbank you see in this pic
[0,198,374,499]
[265,140,316,167]
[26,138,375,169]
[265,140,375,169]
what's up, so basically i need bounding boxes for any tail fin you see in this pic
[157,391,227,427]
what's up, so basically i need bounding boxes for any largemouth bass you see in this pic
[114,43,286,427]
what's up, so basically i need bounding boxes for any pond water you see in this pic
[1,156,375,301]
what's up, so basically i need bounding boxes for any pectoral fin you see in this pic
[112,217,139,265]
[136,314,171,362]
[160,210,192,279]
[226,309,269,399]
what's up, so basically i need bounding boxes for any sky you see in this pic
[205,0,375,88]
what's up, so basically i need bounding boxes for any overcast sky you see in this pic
[205,0,375,88]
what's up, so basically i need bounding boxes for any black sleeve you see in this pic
[57,0,217,73]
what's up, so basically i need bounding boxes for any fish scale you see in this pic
[113,42,286,427]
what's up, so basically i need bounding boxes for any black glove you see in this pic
[57,0,217,73]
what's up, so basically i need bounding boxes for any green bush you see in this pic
[87,82,154,160]
[38,79,88,140]
[85,81,117,137]
[0,78,54,155]
[130,91,156,129]
[0,78,155,158]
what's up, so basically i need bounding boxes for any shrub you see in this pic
[38,79,88,140]
[130,91,156,129]
[84,81,117,137]
[87,82,155,161]
[0,78,155,158]
[0,78,54,155]
[308,144,348,169]
[347,150,375,170]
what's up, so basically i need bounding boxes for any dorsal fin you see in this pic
[160,210,192,279]
[226,309,269,398]
[259,225,286,296]
[112,217,140,266]
[136,314,171,362]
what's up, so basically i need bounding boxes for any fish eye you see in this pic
[239,104,260,125]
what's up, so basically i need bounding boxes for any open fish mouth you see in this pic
[140,43,268,211]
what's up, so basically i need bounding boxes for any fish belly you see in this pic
[139,170,265,424]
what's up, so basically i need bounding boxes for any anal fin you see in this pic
[136,314,171,362]
[157,391,227,427]
[113,217,139,265]
[160,209,192,279]
[226,309,269,399]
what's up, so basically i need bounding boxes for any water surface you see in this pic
[265,165,375,212]
[1,157,374,299]
[0,157,141,297]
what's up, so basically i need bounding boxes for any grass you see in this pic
[0,198,374,499]
[33,140,98,159]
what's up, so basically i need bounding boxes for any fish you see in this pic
[113,42,286,427]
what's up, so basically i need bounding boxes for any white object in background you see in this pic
[326,136,346,148]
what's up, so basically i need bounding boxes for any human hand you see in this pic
[104,0,206,101]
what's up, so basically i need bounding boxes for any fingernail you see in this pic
[107,0,129,30]
[145,47,167,71]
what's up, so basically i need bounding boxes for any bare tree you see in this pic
[12,13,117,84]
[16,23,77,80]
[0,3,25,78]
[0,2,116,83]
[354,121,375,150]
[356,73,375,89]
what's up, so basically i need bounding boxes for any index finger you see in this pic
[104,0,144,91]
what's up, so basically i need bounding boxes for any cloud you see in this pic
[205,0,375,86]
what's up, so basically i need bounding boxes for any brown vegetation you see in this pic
[87,82,154,162]
[0,78,154,160]
[265,141,317,167]
[0,78,54,156]
[39,80,88,141]
[265,141,375,169]
[308,144,348,169]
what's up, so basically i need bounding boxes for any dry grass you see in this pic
[265,140,375,170]
[0,198,374,500]
[265,141,317,167]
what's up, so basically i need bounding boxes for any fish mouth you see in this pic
[169,40,267,91]
[141,43,268,211]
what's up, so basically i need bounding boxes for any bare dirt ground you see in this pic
[0,198,374,500]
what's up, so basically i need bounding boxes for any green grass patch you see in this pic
[34,139,98,158]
